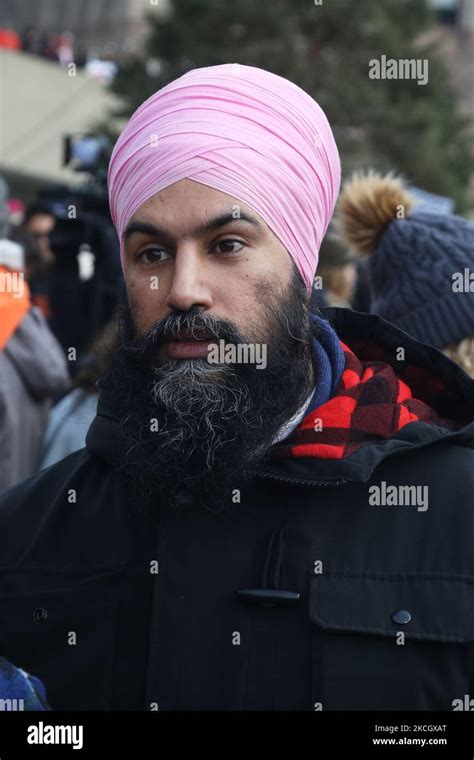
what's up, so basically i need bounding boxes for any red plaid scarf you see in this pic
[271,340,458,461]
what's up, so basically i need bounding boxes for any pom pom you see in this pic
[336,171,413,255]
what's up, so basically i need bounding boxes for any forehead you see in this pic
[27,213,54,225]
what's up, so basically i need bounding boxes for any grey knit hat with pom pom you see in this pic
[336,171,474,350]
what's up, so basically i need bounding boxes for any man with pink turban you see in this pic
[0,64,473,715]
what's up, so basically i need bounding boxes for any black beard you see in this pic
[100,266,315,512]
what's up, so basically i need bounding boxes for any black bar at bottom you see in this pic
[0,710,472,758]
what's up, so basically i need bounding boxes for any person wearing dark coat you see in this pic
[0,181,70,494]
[0,64,472,712]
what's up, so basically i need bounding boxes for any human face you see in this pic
[122,178,294,357]
[24,213,55,264]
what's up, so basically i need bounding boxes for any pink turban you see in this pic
[108,63,341,291]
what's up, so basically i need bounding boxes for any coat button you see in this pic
[172,491,193,507]
[33,608,48,623]
[392,609,411,625]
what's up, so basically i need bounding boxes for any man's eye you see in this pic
[138,248,171,264]
[214,239,244,255]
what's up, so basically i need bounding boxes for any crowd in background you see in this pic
[0,24,118,82]
[0,175,121,493]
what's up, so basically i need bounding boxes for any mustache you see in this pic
[121,307,245,364]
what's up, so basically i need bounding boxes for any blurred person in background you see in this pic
[39,319,116,470]
[22,202,56,269]
[0,178,69,493]
[20,203,57,320]
[56,31,74,67]
[311,231,358,308]
[10,226,53,319]
[38,30,60,62]
[337,171,474,377]
[0,25,21,51]
[21,26,42,56]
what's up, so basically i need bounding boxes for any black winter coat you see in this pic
[0,308,473,711]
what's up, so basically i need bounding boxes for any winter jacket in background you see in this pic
[39,387,98,470]
[0,657,49,710]
[0,305,70,492]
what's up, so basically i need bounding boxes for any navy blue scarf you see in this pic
[307,312,346,411]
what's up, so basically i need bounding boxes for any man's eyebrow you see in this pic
[122,211,262,243]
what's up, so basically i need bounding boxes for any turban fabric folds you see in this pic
[108,63,341,291]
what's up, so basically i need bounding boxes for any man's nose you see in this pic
[165,247,213,313]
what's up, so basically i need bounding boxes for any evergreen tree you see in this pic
[109,0,471,209]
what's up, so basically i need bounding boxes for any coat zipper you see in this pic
[251,469,347,487]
